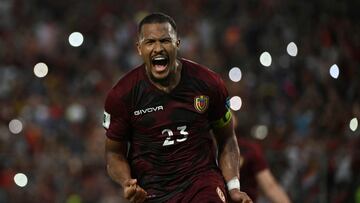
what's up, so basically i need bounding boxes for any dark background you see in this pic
[0,0,359,202]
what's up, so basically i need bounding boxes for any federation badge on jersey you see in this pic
[194,95,209,113]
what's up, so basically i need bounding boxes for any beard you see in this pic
[149,72,172,86]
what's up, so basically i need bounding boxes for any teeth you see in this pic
[153,56,166,61]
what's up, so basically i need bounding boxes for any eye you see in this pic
[145,39,155,45]
[160,38,172,43]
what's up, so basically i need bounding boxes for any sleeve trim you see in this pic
[106,131,128,142]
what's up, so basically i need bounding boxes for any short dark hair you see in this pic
[138,12,177,35]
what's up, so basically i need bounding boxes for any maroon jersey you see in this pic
[238,138,268,202]
[103,58,230,202]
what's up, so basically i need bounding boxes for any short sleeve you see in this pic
[208,75,231,128]
[103,90,131,142]
[251,143,268,173]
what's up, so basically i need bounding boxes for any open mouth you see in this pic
[152,56,169,72]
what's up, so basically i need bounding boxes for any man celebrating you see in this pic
[103,12,252,203]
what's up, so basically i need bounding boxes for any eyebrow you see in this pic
[140,36,173,43]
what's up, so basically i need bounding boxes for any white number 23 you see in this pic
[162,125,188,146]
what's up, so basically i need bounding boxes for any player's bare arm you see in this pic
[213,116,253,203]
[256,169,291,203]
[105,138,147,203]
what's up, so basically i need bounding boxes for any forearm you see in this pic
[105,138,148,202]
[218,134,240,182]
[219,138,252,203]
[105,138,132,188]
[106,152,132,188]
[213,117,240,182]
[264,184,291,203]
[257,170,291,203]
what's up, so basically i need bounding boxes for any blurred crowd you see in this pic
[0,0,359,202]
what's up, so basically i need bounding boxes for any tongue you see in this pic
[155,64,167,72]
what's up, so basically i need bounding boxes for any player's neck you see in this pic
[150,60,182,93]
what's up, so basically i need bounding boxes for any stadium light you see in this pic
[33,62,49,78]
[68,32,84,47]
[252,125,268,140]
[14,173,28,187]
[9,119,23,134]
[287,42,298,57]
[260,52,272,67]
[66,103,86,123]
[350,118,358,132]
[329,64,340,79]
[229,96,242,111]
[228,67,242,82]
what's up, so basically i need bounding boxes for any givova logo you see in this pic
[134,105,164,116]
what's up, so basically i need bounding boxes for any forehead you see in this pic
[139,22,176,39]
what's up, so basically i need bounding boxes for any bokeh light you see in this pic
[1,1,359,202]
[228,67,242,82]
[260,52,272,67]
[350,118,358,132]
[14,173,28,187]
[33,62,49,78]
[68,32,84,47]
[8,119,23,134]
[66,103,86,123]
[252,125,268,140]
[229,96,242,111]
[329,64,339,79]
[287,42,298,57]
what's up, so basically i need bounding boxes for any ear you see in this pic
[136,42,142,56]
[176,39,180,48]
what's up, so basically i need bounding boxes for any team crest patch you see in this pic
[194,95,209,113]
[216,187,226,203]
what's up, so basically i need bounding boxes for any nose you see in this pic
[153,41,164,53]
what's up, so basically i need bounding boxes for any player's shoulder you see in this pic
[109,64,145,97]
[181,58,222,84]
[238,138,262,151]
[105,64,145,108]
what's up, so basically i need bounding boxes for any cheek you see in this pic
[166,46,177,54]
[145,46,154,55]
[140,49,146,56]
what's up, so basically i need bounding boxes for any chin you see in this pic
[152,70,170,79]
[151,73,170,83]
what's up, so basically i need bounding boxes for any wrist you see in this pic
[120,178,136,188]
[227,176,240,191]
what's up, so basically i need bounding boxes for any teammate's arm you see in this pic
[105,137,147,203]
[256,169,291,203]
[212,115,252,203]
